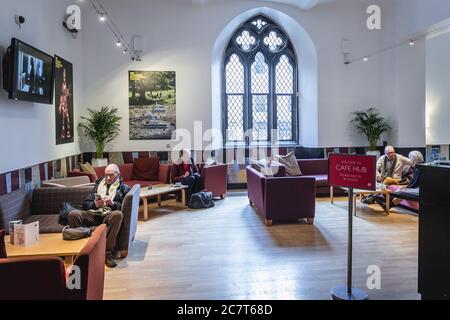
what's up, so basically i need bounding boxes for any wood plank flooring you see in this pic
[104,192,420,300]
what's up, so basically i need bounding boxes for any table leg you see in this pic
[157,195,162,207]
[143,198,149,221]
[331,186,334,204]
[385,192,390,214]
[182,189,186,207]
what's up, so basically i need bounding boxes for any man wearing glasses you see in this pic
[68,164,131,268]
[376,146,413,184]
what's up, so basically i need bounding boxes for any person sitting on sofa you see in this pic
[68,164,130,268]
[172,149,201,203]
[376,146,413,184]
[373,150,424,210]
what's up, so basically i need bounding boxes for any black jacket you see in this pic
[83,178,131,211]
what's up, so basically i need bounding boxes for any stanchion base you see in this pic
[331,286,369,300]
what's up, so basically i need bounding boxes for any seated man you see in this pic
[373,150,424,210]
[376,146,413,184]
[68,164,130,268]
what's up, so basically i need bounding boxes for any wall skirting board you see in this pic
[1,146,440,196]
[0,155,83,196]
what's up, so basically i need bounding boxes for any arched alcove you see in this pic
[211,7,318,148]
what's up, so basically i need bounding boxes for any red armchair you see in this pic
[246,166,316,226]
[0,225,106,300]
[199,164,228,199]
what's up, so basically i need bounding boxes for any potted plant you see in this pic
[78,106,121,167]
[351,107,391,157]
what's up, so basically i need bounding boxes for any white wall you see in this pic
[0,0,84,174]
[82,0,392,150]
[426,29,450,145]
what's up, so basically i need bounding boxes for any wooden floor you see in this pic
[104,192,420,300]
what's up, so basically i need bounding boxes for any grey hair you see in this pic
[385,146,395,154]
[106,164,120,174]
[409,151,424,166]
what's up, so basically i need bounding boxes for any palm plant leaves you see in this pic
[78,106,121,158]
[351,108,391,150]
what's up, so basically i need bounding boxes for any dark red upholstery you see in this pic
[67,170,97,182]
[201,164,228,198]
[132,157,159,181]
[66,224,106,300]
[69,162,172,188]
[246,166,316,224]
[297,159,338,196]
[0,257,66,300]
[0,229,6,259]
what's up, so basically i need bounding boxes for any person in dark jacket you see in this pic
[68,164,130,268]
[172,149,201,203]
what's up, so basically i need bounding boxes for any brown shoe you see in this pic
[105,251,117,268]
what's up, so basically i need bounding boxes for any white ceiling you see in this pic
[191,0,340,10]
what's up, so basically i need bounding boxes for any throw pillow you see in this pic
[132,157,160,181]
[269,161,287,177]
[79,162,97,179]
[205,157,217,167]
[276,152,302,176]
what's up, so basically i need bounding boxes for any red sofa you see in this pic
[69,162,172,189]
[296,159,331,196]
[246,166,316,226]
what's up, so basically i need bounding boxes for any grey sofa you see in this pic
[0,185,140,258]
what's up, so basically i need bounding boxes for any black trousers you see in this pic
[182,173,202,203]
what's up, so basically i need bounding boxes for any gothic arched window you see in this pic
[223,16,298,144]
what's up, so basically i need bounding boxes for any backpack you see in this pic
[189,191,215,209]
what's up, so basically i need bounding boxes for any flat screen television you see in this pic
[2,38,54,104]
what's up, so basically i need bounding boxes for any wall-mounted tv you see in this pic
[2,38,54,104]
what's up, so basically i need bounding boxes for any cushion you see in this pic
[0,229,6,259]
[205,157,217,167]
[79,162,97,179]
[251,159,286,177]
[132,157,160,181]
[0,188,31,233]
[276,152,302,176]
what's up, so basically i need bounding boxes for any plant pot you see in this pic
[366,150,381,159]
[92,158,108,167]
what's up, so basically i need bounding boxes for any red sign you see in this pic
[328,154,376,190]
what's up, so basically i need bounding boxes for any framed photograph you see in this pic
[54,55,74,145]
[129,71,176,140]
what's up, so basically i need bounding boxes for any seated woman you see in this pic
[374,150,424,210]
[172,149,202,203]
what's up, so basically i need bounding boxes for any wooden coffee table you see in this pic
[5,233,89,264]
[330,185,391,216]
[140,184,188,221]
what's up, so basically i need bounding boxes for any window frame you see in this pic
[222,16,299,147]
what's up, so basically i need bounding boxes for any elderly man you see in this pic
[68,164,130,268]
[376,146,413,184]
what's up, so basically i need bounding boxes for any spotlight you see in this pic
[123,48,128,54]
[99,12,106,21]
[363,56,368,62]
[409,39,415,46]
[116,40,122,47]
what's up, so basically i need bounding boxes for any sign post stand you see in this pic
[328,154,375,300]
[331,188,368,300]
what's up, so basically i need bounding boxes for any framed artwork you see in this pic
[129,71,176,140]
[54,55,74,145]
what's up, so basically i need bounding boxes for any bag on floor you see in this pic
[62,226,91,241]
[189,191,215,209]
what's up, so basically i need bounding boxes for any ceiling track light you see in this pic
[363,56,368,62]
[409,39,415,46]
[99,12,106,21]
[116,40,122,47]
